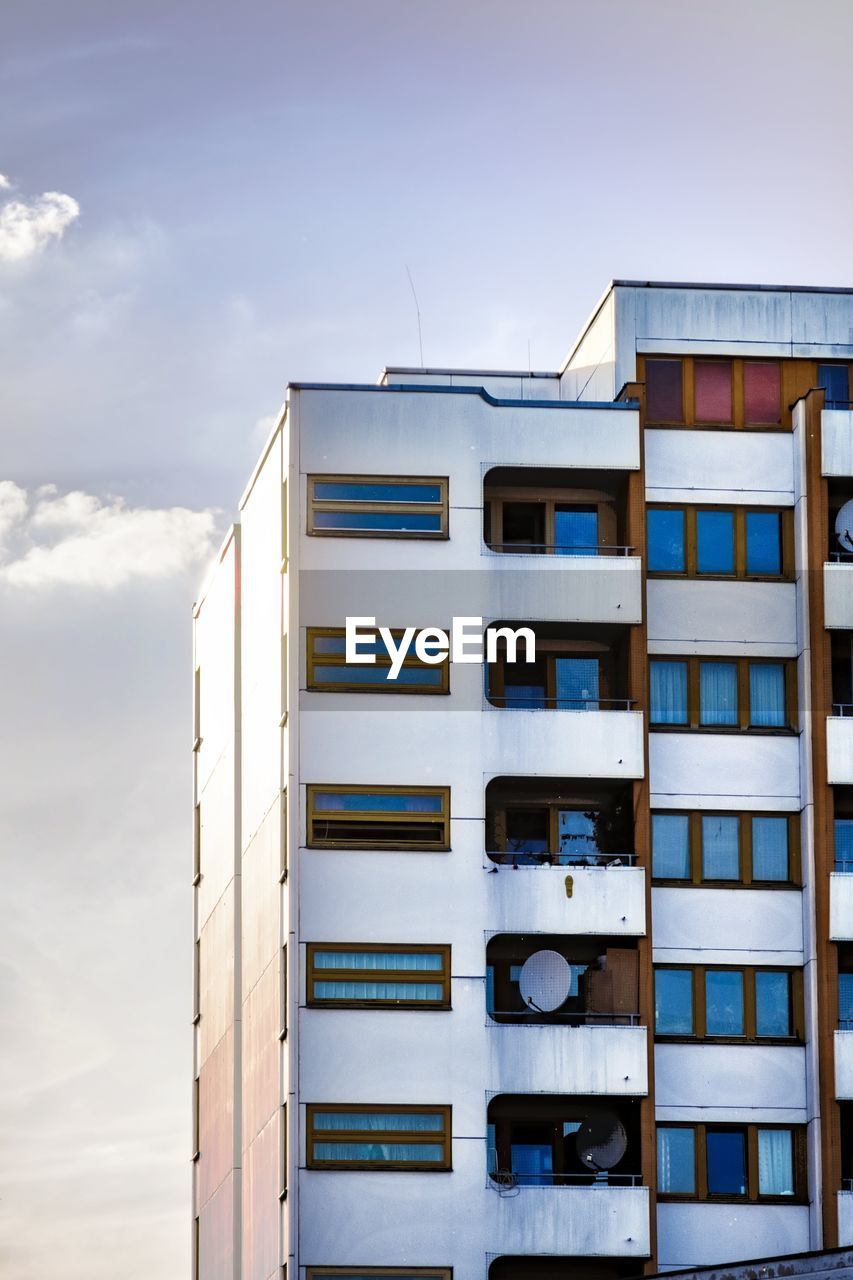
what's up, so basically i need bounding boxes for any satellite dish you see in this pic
[518,950,571,1012]
[836,501,853,553]
[575,1110,628,1172]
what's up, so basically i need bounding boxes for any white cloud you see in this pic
[0,189,80,263]
[0,483,219,588]
[0,174,11,189]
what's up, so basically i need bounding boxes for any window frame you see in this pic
[306,627,450,695]
[483,485,619,556]
[306,943,451,1010]
[654,963,804,1043]
[651,809,801,886]
[649,656,797,732]
[656,1121,806,1203]
[642,356,787,430]
[307,474,449,540]
[486,635,621,709]
[307,1271,452,1279]
[647,504,793,580]
[307,785,451,851]
[306,1104,452,1171]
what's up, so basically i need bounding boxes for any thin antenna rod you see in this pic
[528,339,532,375]
[405,264,424,367]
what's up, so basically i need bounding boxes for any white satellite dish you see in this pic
[836,500,853,554]
[518,950,571,1012]
[576,1110,628,1172]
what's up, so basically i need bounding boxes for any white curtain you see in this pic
[752,816,788,881]
[749,664,786,727]
[651,661,688,723]
[702,815,739,879]
[699,662,738,725]
[315,981,443,1001]
[757,1128,794,1195]
[314,950,442,971]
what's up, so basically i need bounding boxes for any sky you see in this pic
[1,1,852,1276]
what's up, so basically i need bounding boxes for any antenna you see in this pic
[528,339,532,375]
[405,264,424,367]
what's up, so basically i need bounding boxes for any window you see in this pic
[652,810,798,884]
[836,817,853,871]
[649,658,796,731]
[486,627,628,711]
[646,506,791,579]
[306,628,449,694]
[654,965,801,1041]
[307,1272,452,1280]
[307,786,450,850]
[819,363,850,410]
[306,944,451,1008]
[744,362,781,425]
[839,971,853,1029]
[307,476,448,539]
[643,357,785,429]
[657,1123,802,1201]
[483,467,625,557]
[306,1105,451,1170]
[486,780,634,867]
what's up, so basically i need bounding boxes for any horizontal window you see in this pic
[308,475,448,539]
[647,505,792,578]
[651,810,799,885]
[306,1105,451,1170]
[657,1123,804,1201]
[307,1270,451,1279]
[649,657,796,731]
[307,944,451,1008]
[654,965,803,1042]
[307,786,450,850]
[306,628,449,694]
[644,356,785,428]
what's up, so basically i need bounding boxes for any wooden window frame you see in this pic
[307,475,449,540]
[306,943,451,1009]
[647,504,794,581]
[483,485,620,556]
[307,627,449,696]
[651,809,801,887]
[307,1271,452,1279]
[657,1121,807,1203]
[654,963,804,1044]
[649,656,798,733]
[642,356,788,431]
[487,637,622,709]
[307,785,451,851]
[306,1104,452,1171]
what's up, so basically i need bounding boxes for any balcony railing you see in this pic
[488,1010,640,1026]
[829,552,853,563]
[833,704,853,717]
[490,696,635,711]
[488,1167,642,1189]
[487,851,637,869]
[487,543,635,557]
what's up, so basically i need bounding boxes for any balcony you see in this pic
[831,873,853,940]
[828,716,853,785]
[822,409,853,477]
[486,863,646,936]
[836,1031,853,1099]
[486,1183,650,1258]
[825,564,853,630]
[840,1189,853,1246]
[483,709,644,781]
[488,1024,647,1096]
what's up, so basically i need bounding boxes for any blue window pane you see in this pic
[752,817,789,881]
[836,819,853,872]
[699,662,738,726]
[314,482,442,503]
[706,1130,746,1195]
[746,511,782,575]
[840,973,853,1027]
[313,511,443,532]
[314,980,444,1002]
[313,1142,444,1163]
[819,364,849,410]
[648,509,686,572]
[312,664,443,687]
[705,970,744,1036]
[697,510,735,574]
[652,814,691,879]
[558,810,598,857]
[314,950,443,971]
[651,660,688,724]
[755,971,791,1037]
[511,1143,553,1185]
[702,815,740,880]
[313,792,443,813]
[554,507,598,555]
[749,663,786,727]
[555,658,600,709]
[655,969,694,1034]
[313,1110,443,1130]
[657,1127,695,1193]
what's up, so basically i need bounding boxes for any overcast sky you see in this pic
[2,2,853,1277]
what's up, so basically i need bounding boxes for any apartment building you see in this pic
[191,280,853,1280]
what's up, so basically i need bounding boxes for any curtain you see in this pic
[315,981,444,1002]
[757,1128,794,1195]
[839,974,853,1027]
[752,816,788,881]
[657,1127,695,1193]
[705,970,744,1035]
[652,814,690,878]
[312,1111,443,1131]
[755,971,790,1036]
[313,950,442,971]
[699,662,738,725]
[702,815,739,879]
[749,664,786,727]
[651,661,688,724]
[314,1142,444,1163]
[555,658,600,709]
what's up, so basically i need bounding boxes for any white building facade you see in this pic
[192,282,853,1280]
